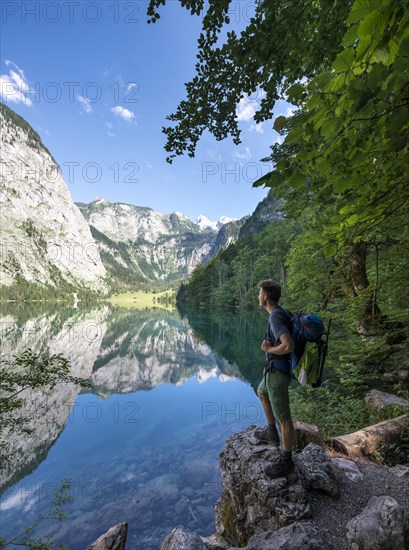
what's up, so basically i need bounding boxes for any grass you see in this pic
[106,290,176,310]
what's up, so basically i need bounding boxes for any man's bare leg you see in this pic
[279,417,295,453]
[257,391,275,425]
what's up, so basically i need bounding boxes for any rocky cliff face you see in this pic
[0,103,107,292]
[77,198,246,285]
[238,189,284,239]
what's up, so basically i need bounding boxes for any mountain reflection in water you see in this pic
[0,303,268,549]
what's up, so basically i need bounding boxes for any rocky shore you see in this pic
[87,390,409,550]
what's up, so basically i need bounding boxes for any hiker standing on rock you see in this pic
[254,279,295,477]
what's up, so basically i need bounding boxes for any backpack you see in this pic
[265,312,331,388]
[291,313,331,387]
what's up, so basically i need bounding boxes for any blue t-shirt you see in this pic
[266,306,293,363]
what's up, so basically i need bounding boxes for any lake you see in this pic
[0,302,277,549]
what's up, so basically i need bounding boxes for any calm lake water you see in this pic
[0,302,304,549]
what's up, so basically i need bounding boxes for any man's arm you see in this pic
[261,331,294,354]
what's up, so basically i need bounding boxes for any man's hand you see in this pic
[262,332,295,354]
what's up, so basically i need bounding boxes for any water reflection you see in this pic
[0,303,267,549]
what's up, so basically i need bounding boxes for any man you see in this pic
[255,279,295,477]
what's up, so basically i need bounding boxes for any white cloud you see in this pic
[145,161,153,169]
[107,132,115,137]
[235,94,258,122]
[232,146,251,161]
[111,105,135,122]
[106,121,112,129]
[285,106,297,117]
[0,60,34,106]
[77,95,92,113]
[249,122,265,134]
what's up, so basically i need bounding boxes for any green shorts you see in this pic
[257,369,292,421]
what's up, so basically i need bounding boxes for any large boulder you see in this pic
[364,390,409,408]
[230,521,328,550]
[161,528,205,550]
[87,522,128,550]
[294,444,339,496]
[214,426,311,547]
[346,495,408,550]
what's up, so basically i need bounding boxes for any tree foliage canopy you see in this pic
[149,0,408,326]
[147,0,354,162]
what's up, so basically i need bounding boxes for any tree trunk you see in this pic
[348,241,381,322]
[331,415,408,458]
[349,242,369,293]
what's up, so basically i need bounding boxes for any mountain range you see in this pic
[76,197,245,287]
[0,101,281,294]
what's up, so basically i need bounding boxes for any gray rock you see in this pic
[230,521,328,550]
[332,458,364,482]
[294,444,339,496]
[202,534,230,549]
[214,427,311,547]
[346,495,408,550]
[87,522,128,550]
[365,390,409,408]
[390,465,409,478]
[384,370,409,382]
[161,528,205,550]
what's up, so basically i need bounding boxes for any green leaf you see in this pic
[373,47,389,64]
[397,35,409,58]
[323,244,338,257]
[273,116,287,132]
[358,10,385,41]
[312,71,334,89]
[286,126,304,143]
[289,171,308,189]
[342,23,360,47]
[347,0,384,25]
[333,48,356,72]
[286,83,306,103]
[332,177,350,193]
[253,170,282,188]
[346,213,360,225]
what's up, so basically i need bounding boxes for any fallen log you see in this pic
[331,414,408,458]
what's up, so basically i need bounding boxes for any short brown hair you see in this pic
[258,279,281,304]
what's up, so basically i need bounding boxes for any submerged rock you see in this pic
[346,495,408,550]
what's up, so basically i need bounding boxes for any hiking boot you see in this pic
[253,426,280,446]
[264,456,295,478]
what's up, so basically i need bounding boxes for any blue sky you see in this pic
[1,1,290,223]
